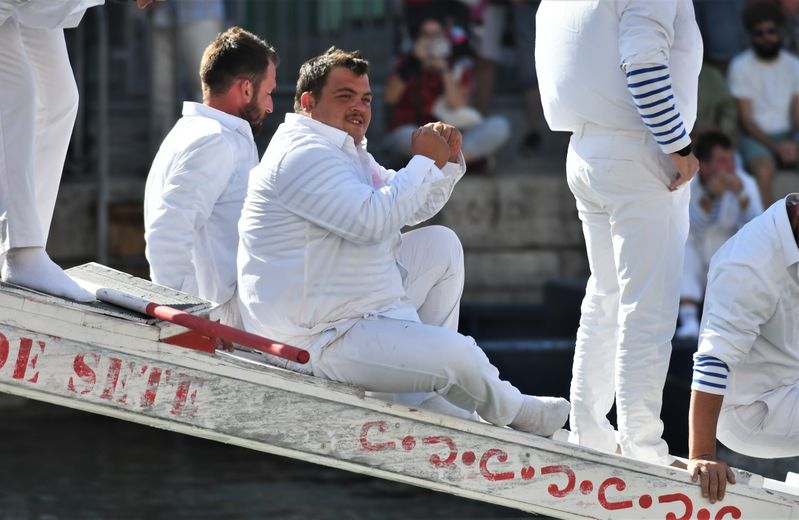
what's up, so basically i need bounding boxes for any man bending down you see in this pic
[237,47,570,435]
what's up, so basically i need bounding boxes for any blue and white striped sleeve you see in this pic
[625,64,691,154]
[691,353,730,396]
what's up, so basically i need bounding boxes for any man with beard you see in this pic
[729,2,799,208]
[144,27,277,326]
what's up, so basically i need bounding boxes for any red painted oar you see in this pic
[95,287,309,364]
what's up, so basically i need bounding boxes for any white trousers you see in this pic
[680,239,708,303]
[312,225,525,426]
[0,16,78,254]
[566,126,690,465]
[718,384,799,458]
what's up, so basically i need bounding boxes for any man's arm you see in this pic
[145,135,234,295]
[618,0,698,189]
[688,390,735,504]
[737,97,785,157]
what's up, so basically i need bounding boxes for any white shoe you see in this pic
[676,317,700,339]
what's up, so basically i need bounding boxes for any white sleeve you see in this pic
[274,145,439,245]
[145,135,234,295]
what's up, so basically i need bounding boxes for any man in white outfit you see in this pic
[676,131,763,339]
[238,48,570,435]
[0,0,153,302]
[144,27,276,326]
[536,1,702,465]
[687,194,799,503]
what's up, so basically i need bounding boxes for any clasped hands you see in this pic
[411,122,462,169]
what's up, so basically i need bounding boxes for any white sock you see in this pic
[509,395,571,437]
[1,247,95,302]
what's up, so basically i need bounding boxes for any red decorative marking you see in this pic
[359,421,396,451]
[579,480,594,495]
[401,436,416,451]
[68,353,99,395]
[140,367,162,408]
[658,493,693,520]
[0,332,9,369]
[170,373,203,416]
[639,495,653,509]
[520,465,535,480]
[479,449,514,481]
[715,506,742,520]
[697,508,711,520]
[100,357,123,400]
[541,465,576,498]
[113,362,145,405]
[13,337,45,383]
[598,477,633,510]
[423,436,458,468]
[461,451,476,465]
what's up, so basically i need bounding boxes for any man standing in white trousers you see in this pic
[0,0,153,301]
[536,1,702,465]
[238,47,570,435]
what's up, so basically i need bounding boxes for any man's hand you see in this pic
[776,140,798,165]
[723,171,743,194]
[411,127,450,169]
[422,121,462,163]
[669,152,699,191]
[689,457,736,504]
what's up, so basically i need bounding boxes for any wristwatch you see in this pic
[675,143,692,157]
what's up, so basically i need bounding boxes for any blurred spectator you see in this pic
[151,0,225,139]
[693,62,738,141]
[693,0,748,70]
[728,1,799,208]
[473,0,540,153]
[384,18,510,169]
[677,131,763,339]
[781,0,799,53]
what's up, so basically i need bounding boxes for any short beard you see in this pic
[752,40,782,60]
[240,81,265,135]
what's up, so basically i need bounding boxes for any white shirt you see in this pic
[728,49,799,135]
[237,113,465,360]
[144,102,258,305]
[687,170,763,261]
[535,0,702,153]
[693,195,799,405]
[3,0,104,29]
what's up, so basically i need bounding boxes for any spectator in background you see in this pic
[780,0,799,54]
[677,131,762,339]
[151,0,226,139]
[693,63,738,141]
[728,1,799,208]
[384,17,510,170]
[473,0,541,153]
[693,0,748,71]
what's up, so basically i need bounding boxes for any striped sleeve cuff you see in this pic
[626,64,691,154]
[691,354,730,396]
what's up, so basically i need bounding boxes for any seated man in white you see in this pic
[688,194,799,503]
[145,27,277,325]
[237,47,570,436]
[677,131,763,338]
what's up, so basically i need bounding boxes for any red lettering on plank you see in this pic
[100,357,123,401]
[479,448,514,481]
[170,373,203,416]
[13,337,45,383]
[359,421,396,451]
[715,506,742,520]
[0,332,8,369]
[140,367,162,408]
[541,465,576,498]
[67,353,99,394]
[598,477,633,510]
[658,493,693,520]
[422,436,458,468]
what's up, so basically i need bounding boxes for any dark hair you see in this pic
[742,1,785,35]
[693,131,733,162]
[200,27,278,99]
[294,47,369,112]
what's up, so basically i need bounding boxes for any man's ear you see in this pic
[300,91,315,113]
[234,77,253,103]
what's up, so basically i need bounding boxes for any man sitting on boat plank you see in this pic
[236,47,570,436]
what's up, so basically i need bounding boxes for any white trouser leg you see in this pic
[19,24,78,245]
[0,17,41,253]
[680,239,706,302]
[314,317,524,426]
[718,385,799,458]
[567,130,690,465]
